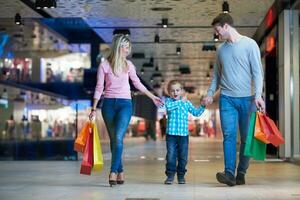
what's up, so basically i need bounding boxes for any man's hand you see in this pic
[255,97,265,113]
[201,96,213,106]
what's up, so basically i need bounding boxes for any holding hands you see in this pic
[201,96,213,106]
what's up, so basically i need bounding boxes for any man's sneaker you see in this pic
[216,172,236,186]
[236,173,245,185]
[164,176,174,184]
[177,176,186,184]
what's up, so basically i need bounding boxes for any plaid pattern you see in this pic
[165,98,205,136]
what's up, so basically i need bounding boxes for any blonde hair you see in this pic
[167,80,183,94]
[107,35,132,75]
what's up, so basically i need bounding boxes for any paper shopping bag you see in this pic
[74,122,92,153]
[254,112,270,144]
[80,130,93,175]
[259,114,285,147]
[244,112,266,160]
[93,123,104,172]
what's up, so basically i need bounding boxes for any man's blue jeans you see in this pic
[165,135,189,177]
[101,98,132,173]
[219,94,256,176]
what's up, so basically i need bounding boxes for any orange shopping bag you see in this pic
[80,129,93,175]
[74,122,92,153]
[254,112,270,144]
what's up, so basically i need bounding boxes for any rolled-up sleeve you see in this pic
[93,63,105,100]
[128,61,147,93]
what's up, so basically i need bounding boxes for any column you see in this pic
[278,10,300,159]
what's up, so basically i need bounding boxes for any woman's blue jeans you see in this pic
[101,98,132,173]
[219,94,256,176]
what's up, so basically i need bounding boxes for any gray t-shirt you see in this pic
[207,36,263,99]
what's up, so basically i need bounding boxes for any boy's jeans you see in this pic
[101,98,132,173]
[219,94,256,176]
[165,135,189,177]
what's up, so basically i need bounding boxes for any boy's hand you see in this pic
[181,96,188,102]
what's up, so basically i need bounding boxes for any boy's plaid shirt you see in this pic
[165,97,205,136]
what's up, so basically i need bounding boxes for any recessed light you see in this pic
[151,7,172,11]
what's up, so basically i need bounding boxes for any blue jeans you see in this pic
[219,94,256,176]
[165,135,189,177]
[101,98,133,173]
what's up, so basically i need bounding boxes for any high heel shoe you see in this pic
[109,172,117,187]
[117,172,124,184]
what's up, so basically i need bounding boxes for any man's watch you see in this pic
[91,108,96,112]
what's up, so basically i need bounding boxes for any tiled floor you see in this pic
[0,137,300,200]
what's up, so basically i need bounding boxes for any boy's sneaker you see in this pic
[216,172,236,186]
[177,176,186,184]
[236,173,245,185]
[164,176,174,184]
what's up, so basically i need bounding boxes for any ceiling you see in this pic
[0,0,275,102]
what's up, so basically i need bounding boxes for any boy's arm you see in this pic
[187,101,205,116]
[165,98,181,111]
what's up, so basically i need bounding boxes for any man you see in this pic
[202,13,265,186]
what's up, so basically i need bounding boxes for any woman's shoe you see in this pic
[109,172,117,187]
[117,172,124,184]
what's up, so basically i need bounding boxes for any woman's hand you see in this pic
[89,110,96,121]
[152,96,164,107]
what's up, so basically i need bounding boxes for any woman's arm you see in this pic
[128,61,163,106]
[89,63,106,120]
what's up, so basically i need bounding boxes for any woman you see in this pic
[89,34,162,186]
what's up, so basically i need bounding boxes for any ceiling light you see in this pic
[213,33,219,41]
[176,47,181,55]
[162,18,168,28]
[15,13,21,25]
[202,44,216,51]
[222,1,230,13]
[50,0,57,8]
[149,57,154,64]
[113,29,130,36]
[141,68,144,75]
[154,34,160,43]
[206,73,210,79]
[35,0,57,9]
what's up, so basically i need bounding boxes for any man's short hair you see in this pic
[211,13,234,27]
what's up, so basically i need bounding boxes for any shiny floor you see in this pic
[0,137,300,200]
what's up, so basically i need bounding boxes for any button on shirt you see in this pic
[165,98,205,136]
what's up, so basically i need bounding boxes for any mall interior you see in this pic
[0,0,300,199]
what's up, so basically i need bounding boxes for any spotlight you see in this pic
[154,34,160,43]
[15,13,21,25]
[222,1,230,13]
[149,57,154,64]
[202,44,216,51]
[113,29,130,36]
[50,0,57,8]
[176,47,181,55]
[213,33,219,42]
[162,18,168,28]
[206,73,210,79]
[35,0,57,9]
[141,68,144,75]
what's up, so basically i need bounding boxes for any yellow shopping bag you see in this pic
[93,123,104,172]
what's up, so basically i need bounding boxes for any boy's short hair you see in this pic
[167,80,183,94]
[211,13,234,27]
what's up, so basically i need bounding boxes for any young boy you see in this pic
[164,80,205,184]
